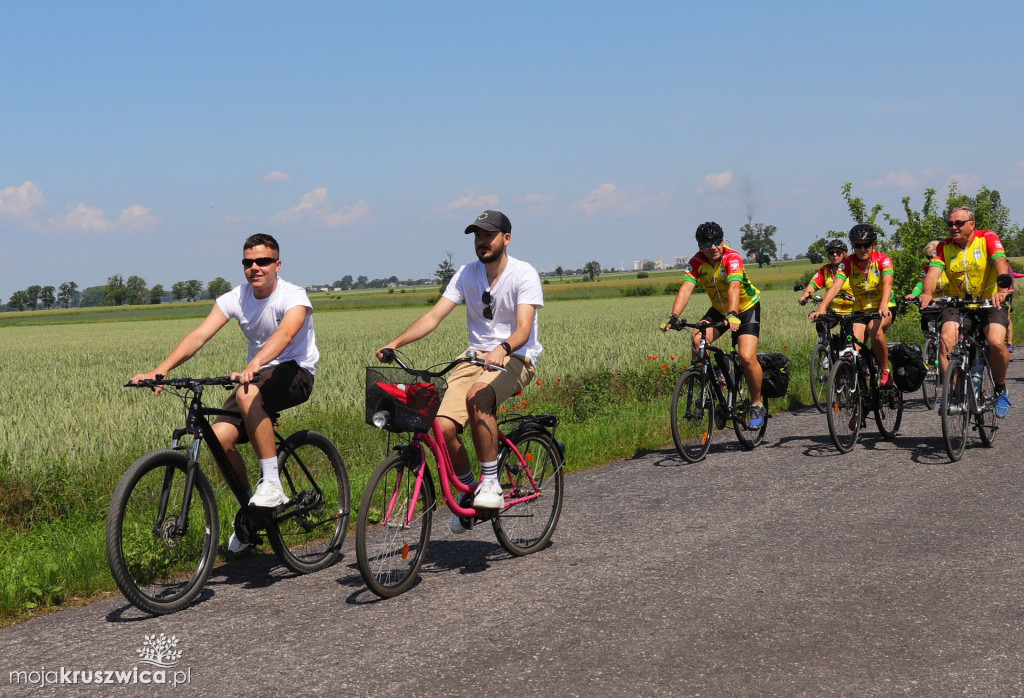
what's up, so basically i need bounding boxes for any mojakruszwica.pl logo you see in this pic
[8,633,193,688]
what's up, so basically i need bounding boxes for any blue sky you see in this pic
[3,1,1024,300]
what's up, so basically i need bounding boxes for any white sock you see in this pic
[457,470,476,488]
[479,460,498,485]
[259,457,280,487]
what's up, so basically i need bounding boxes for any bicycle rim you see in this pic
[493,431,564,556]
[941,362,969,462]
[826,360,861,453]
[921,338,939,410]
[733,369,766,449]
[874,383,904,439]
[975,357,997,447]
[670,370,714,462]
[810,344,831,413]
[356,454,433,598]
[268,431,351,574]
[106,451,218,615]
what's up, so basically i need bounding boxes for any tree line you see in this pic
[5,275,234,311]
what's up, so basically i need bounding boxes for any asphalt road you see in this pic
[2,358,1023,697]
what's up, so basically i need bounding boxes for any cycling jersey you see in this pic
[910,262,950,297]
[683,245,760,314]
[834,250,895,311]
[930,229,1007,300]
[809,262,854,315]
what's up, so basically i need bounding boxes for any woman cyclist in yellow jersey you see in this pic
[798,238,854,314]
[810,223,896,388]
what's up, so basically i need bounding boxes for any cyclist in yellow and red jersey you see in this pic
[918,206,1013,417]
[661,221,765,428]
[798,238,854,314]
[810,223,896,388]
[904,240,950,335]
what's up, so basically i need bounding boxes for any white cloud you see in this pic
[56,203,114,231]
[441,192,500,212]
[262,170,292,183]
[271,187,370,227]
[947,172,983,192]
[697,171,733,193]
[0,180,45,216]
[576,183,672,218]
[864,170,918,189]
[118,204,160,230]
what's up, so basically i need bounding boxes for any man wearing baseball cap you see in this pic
[377,210,544,532]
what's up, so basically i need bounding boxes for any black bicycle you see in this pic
[931,298,999,462]
[824,312,904,453]
[919,306,943,410]
[107,376,350,615]
[666,318,768,462]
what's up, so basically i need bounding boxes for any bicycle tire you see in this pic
[356,453,433,598]
[733,367,767,449]
[493,430,564,556]
[267,430,351,574]
[825,359,861,453]
[921,337,939,410]
[941,361,969,462]
[874,382,904,439]
[106,450,218,615]
[670,369,714,462]
[809,343,831,413]
[975,355,998,447]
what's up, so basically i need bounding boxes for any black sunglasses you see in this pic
[946,219,969,228]
[827,249,845,255]
[852,243,872,250]
[699,237,724,249]
[481,291,494,320]
[242,257,278,269]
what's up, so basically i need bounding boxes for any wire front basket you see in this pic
[365,366,447,433]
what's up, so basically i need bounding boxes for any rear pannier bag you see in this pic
[757,353,790,399]
[888,342,927,393]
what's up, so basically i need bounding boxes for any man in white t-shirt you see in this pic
[131,233,319,551]
[378,210,543,532]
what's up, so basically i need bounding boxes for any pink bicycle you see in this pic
[355,349,565,598]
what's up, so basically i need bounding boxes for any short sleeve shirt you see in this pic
[682,245,760,314]
[442,256,544,365]
[810,262,854,315]
[931,229,1007,300]
[215,278,319,374]
[835,250,895,311]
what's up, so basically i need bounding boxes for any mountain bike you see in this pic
[919,306,942,410]
[931,298,999,462]
[107,376,350,615]
[824,312,904,453]
[799,291,856,413]
[356,350,565,598]
[665,318,768,462]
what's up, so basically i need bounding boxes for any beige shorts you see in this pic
[437,352,535,430]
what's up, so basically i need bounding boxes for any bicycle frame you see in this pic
[946,306,995,417]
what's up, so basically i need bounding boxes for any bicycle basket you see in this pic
[757,352,790,399]
[365,366,446,433]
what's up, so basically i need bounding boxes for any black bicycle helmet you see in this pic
[848,223,878,244]
[695,221,724,243]
[825,238,848,252]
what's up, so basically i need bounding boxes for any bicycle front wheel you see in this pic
[975,358,997,447]
[493,430,564,556]
[267,430,351,574]
[874,383,904,439]
[733,368,767,449]
[809,344,831,413]
[670,370,714,462]
[356,454,433,598]
[825,360,861,453]
[941,361,969,462]
[921,337,940,410]
[106,450,218,615]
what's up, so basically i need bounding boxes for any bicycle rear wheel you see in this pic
[267,430,351,574]
[975,358,997,447]
[670,370,714,462]
[809,343,831,413]
[941,361,969,462]
[106,450,218,615]
[493,430,564,556]
[825,360,861,453]
[356,453,433,598]
[921,337,940,410]
[733,368,767,449]
[874,383,904,439]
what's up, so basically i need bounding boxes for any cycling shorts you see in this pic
[701,303,761,338]
[216,360,314,441]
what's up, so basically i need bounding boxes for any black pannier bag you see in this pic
[757,353,790,399]
[888,342,927,393]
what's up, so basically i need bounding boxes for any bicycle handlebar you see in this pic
[124,375,251,390]
[378,348,506,377]
[663,318,728,333]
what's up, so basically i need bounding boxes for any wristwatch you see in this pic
[500,341,512,355]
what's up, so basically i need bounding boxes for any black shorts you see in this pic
[939,306,1010,331]
[217,361,314,441]
[702,303,761,338]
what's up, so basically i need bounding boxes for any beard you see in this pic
[476,245,506,264]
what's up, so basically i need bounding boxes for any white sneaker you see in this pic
[228,530,250,553]
[473,480,504,510]
[249,479,288,509]
[450,492,474,534]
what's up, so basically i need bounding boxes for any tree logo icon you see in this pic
[136,634,184,668]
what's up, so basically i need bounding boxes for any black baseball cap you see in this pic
[465,210,512,235]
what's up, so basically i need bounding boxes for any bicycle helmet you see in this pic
[825,238,848,253]
[848,223,878,244]
[695,221,724,244]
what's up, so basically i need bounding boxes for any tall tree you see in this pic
[435,252,456,292]
[185,279,203,302]
[149,284,166,304]
[104,274,128,306]
[171,281,188,302]
[583,260,601,281]
[739,222,778,267]
[125,276,148,305]
[24,285,41,309]
[8,291,29,311]
[39,286,56,309]
[207,277,231,298]
[56,281,79,308]
[805,237,828,265]
[554,265,564,281]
